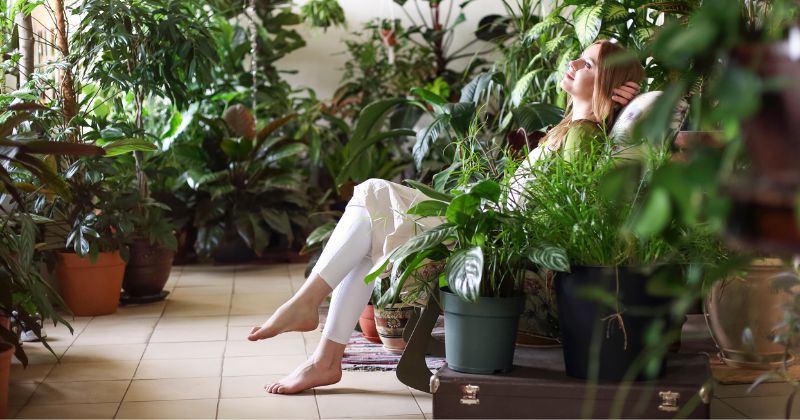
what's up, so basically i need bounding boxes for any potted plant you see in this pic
[366,179,530,374]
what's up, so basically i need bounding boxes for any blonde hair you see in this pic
[541,40,645,149]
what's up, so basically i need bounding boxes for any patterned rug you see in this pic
[341,330,446,371]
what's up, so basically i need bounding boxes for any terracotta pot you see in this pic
[0,342,14,418]
[123,240,175,297]
[56,251,125,316]
[374,305,415,354]
[706,262,795,368]
[358,304,382,344]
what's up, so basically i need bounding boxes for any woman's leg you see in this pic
[248,205,372,341]
[265,257,374,394]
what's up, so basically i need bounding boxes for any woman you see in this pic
[248,40,645,395]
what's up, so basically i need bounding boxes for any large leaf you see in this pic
[445,102,477,137]
[574,5,603,47]
[347,98,409,154]
[513,103,564,133]
[633,187,671,238]
[365,224,456,285]
[102,138,158,157]
[405,179,453,203]
[446,193,482,225]
[460,72,504,104]
[336,129,415,185]
[468,180,502,203]
[412,115,449,169]
[528,243,570,272]
[304,221,336,248]
[445,246,484,302]
[0,140,104,156]
[407,200,448,217]
[510,72,535,107]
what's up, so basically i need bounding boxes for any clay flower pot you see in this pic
[374,304,415,354]
[358,304,382,344]
[56,251,125,316]
[0,342,15,418]
[123,239,175,300]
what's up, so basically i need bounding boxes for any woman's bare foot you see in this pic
[247,299,320,341]
[264,357,342,394]
[248,274,333,341]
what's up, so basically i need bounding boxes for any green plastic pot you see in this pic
[441,289,524,374]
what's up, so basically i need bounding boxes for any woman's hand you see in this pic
[611,81,640,108]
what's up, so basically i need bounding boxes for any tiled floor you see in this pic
[6,263,794,419]
[9,264,432,419]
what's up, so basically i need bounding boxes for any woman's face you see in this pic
[560,44,601,102]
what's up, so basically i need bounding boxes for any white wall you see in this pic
[278,0,511,99]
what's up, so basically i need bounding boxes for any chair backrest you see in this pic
[609,91,689,145]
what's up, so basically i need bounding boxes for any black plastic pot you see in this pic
[554,266,673,382]
[441,289,524,374]
[123,240,175,299]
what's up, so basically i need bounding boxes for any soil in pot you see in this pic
[56,251,125,316]
[0,341,15,418]
[374,305,415,354]
[358,304,382,344]
[123,240,175,301]
[442,289,525,374]
[555,266,674,382]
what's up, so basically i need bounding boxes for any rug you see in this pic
[340,330,446,371]
[709,352,800,385]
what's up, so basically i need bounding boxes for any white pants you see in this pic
[311,204,375,344]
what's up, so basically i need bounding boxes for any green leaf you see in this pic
[510,72,535,107]
[411,87,447,109]
[468,180,501,203]
[407,200,448,217]
[513,103,564,133]
[365,224,456,284]
[412,115,449,169]
[348,98,408,154]
[528,243,570,272]
[405,179,453,202]
[305,222,336,247]
[459,71,503,104]
[574,5,603,47]
[445,246,484,302]
[633,188,672,238]
[337,129,415,184]
[102,138,157,157]
[446,194,482,225]
[445,102,476,137]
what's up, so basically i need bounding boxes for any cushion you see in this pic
[609,91,689,145]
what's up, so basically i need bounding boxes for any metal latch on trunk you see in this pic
[460,384,480,405]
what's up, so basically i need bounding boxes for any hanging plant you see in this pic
[300,0,346,30]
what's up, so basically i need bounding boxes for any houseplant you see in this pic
[366,176,533,374]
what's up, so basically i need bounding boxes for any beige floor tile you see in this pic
[228,314,271,327]
[135,358,222,379]
[39,323,83,346]
[116,399,217,419]
[28,380,129,404]
[710,398,748,419]
[9,364,54,383]
[235,265,288,277]
[410,388,432,415]
[229,293,293,315]
[114,302,167,318]
[219,375,285,398]
[163,299,230,317]
[218,396,319,419]
[234,279,294,294]
[15,402,119,419]
[156,315,229,329]
[8,404,23,418]
[222,355,308,376]
[224,337,306,357]
[327,371,409,392]
[11,344,67,366]
[85,316,159,330]
[8,381,38,407]
[315,389,422,419]
[124,377,221,401]
[45,361,138,382]
[143,341,226,360]
[71,328,153,346]
[61,344,146,363]
[149,326,228,342]
[178,272,234,288]
[170,285,233,298]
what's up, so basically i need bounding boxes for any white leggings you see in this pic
[311,205,375,344]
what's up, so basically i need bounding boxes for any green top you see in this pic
[561,120,603,162]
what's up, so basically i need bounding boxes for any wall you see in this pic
[278,0,512,100]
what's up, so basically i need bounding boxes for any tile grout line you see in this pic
[216,266,237,419]
[112,265,180,419]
